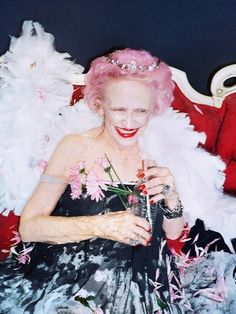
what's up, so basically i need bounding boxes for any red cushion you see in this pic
[71,85,84,105]
[0,211,19,260]
[172,85,226,153]
[215,93,236,195]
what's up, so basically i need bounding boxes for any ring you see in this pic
[129,239,140,246]
[162,184,173,196]
[129,234,141,246]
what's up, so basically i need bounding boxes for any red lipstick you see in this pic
[115,127,139,138]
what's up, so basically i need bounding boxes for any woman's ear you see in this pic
[95,102,104,116]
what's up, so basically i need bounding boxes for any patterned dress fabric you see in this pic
[0,185,183,314]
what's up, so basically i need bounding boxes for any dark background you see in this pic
[1,0,236,94]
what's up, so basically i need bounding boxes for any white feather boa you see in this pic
[0,21,236,246]
[0,21,85,215]
[139,110,236,245]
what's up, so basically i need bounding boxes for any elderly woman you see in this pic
[1,48,236,314]
[0,49,186,313]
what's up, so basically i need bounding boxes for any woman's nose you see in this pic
[122,112,134,128]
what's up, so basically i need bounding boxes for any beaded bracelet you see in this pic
[159,199,183,219]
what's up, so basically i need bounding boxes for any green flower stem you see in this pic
[107,186,130,195]
[107,186,128,209]
[104,154,129,192]
[119,195,128,209]
[104,154,129,209]
[107,170,115,185]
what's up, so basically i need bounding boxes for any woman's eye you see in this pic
[136,109,148,113]
[112,108,125,112]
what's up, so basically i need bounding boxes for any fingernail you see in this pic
[137,172,145,179]
[142,190,148,195]
[149,199,155,205]
[138,184,145,191]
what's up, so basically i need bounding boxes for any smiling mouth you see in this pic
[115,127,139,138]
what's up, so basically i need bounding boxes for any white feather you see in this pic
[0,21,84,215]
[139,109,236,244]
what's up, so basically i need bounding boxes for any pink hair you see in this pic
[83,48,174,115]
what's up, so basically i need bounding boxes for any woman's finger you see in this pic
[131,225,151,242]
[134,216,151,232]
[142,184,165,196]
[149,190,179,205]
[140,178,175,196]
[127,230,150,246]
[142,176,164,188]
[144,166,170,179]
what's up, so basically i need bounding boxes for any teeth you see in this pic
[117,128,136,134]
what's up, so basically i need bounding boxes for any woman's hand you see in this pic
[137,166,185,240]
[96,211,152,246]
[137,166,179,209]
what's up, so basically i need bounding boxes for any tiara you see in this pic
[106,55,161,72]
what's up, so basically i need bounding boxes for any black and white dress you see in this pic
[0,184,183,314]
[1,180,236,314]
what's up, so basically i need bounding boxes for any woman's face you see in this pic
[99,78,152,147]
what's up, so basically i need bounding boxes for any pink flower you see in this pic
[128,194,139,205]
[10,231,21,246]
[69,161,86,200]
[78,161,86,171]
[37,159,48,173]
[70,177,82,200]
[86,169,107,202]
[95,157,110,170]
[69,161,86,180]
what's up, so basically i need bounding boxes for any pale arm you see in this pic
[19,181,151,245]
[19,180,105,244]
[162,216,185,240]
[19,134,104,244]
